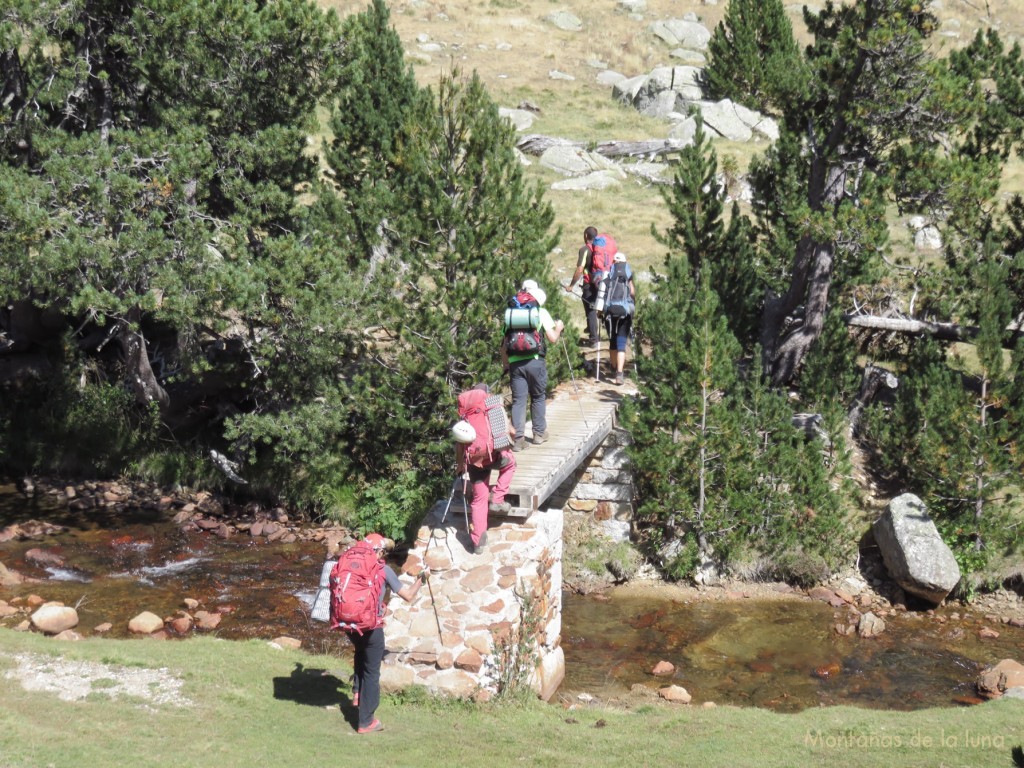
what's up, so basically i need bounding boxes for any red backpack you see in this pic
[457,388,511,468]
[587,233,617,284]
[329,540,385,634]
[503,290,545,356]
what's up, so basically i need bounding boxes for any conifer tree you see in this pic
[702,0,805,116]
[655,120,760,350]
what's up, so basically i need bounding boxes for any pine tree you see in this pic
[702,0,806,116]
[656,120,760,350]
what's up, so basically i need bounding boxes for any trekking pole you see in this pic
[423,570,442,636]
[460,476,470,536]
[423,478,459,559]
[560,336,589,428]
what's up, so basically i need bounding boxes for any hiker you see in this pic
[565,226,616,349]
[453,384,517,553]
[601,252,636,386]
[501,284,565,451]
[337,533,429,734]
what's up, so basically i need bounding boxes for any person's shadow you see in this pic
[273,663,357,728]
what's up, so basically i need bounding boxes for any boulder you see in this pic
[649,20,711,50]
[658,684,692,703]
[30,604,79,634]
[128,611,165,634]
[976,659,1024,699]
[651,660,675,676]
[872,493,961,604]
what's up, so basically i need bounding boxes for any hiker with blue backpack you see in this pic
[565,227,617,350]
[501,281,565,451]
[598,252,636,386]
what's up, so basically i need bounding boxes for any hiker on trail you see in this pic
[501,284,565,451]
[600,252,636,386]
[565,227,616,349]
[332,533,429,734]
[453,384,517,553]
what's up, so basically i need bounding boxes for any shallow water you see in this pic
[560,590,1024,711]
[2,491,1021,711]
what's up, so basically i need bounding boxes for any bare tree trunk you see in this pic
[762,158,847,385]
[847,364,899,436]
[114,321,169,411]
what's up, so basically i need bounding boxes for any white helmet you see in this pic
[521,279,539,293]
[451,420,476,444]
[532,288,547,307]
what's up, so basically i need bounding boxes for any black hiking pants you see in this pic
[348,626,385,728]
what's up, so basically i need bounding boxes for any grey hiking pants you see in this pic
[509,356,548,438]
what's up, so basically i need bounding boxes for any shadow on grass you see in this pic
[273,662,356,729]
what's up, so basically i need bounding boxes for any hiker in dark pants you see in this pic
[565,226,601,348]
[501,287,564,451]
[601,252,636,386]
[347,533,428,734]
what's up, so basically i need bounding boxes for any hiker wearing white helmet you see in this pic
[501,284,565,451]
[453,384,516,553]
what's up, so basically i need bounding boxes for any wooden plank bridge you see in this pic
[500,376,636,515]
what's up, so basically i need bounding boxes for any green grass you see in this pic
[0,629,1021,768]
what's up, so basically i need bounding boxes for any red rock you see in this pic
[748,660,774,674]
[460,565,495,592]
[978,627,1000,639]
[25,548,64,567]
[651,660,675,676]
[976,659,1024,698]
[437,651,454,670]
[194,610,222,630]
[249,521,265,537]
[26,594,45,607]
[455,649,483,673]
[813,662,841,679]
[480,599,505,614]
[169,616,193,634]
[808,587,836,603]
[31,604,78,634]
[195,518,219,531]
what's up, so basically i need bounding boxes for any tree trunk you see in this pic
[762,158,847,385]
[844,313,1024,349]
[114,321,169,411]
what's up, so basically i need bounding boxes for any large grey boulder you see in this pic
[649,19,711,50]
[539,146,623,177]
[872,493,961,605]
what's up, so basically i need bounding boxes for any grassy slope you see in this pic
[0,629,1021,768]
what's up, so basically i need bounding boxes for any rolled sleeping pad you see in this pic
[505,306,541,330]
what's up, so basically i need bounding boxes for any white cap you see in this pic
[532,288,546,307]
[521,279,539,292]
[614,252,627,263]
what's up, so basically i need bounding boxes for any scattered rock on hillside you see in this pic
[545,11,583,32]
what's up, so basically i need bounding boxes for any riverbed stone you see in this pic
[651,660,675,676]
[857,611,886,638]
[976,659,1024,698]
[194,610,221,630]
[658,684,692,703]
[31,604,79,634]
[873,493,961,605]
[128,611,164,634]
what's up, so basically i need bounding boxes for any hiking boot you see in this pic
[472,532,488,554]
[512,437,526,452]
[358,719,384,734]
[489,500,512,515]
[532,429,549,445]
[614,372,624,386]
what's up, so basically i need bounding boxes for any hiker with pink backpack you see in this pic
[327,533,429,734]
[452,383,516,553]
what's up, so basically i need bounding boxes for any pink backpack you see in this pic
[329,541,385,634]
[457,389,510,468]
[587,233,617,284]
